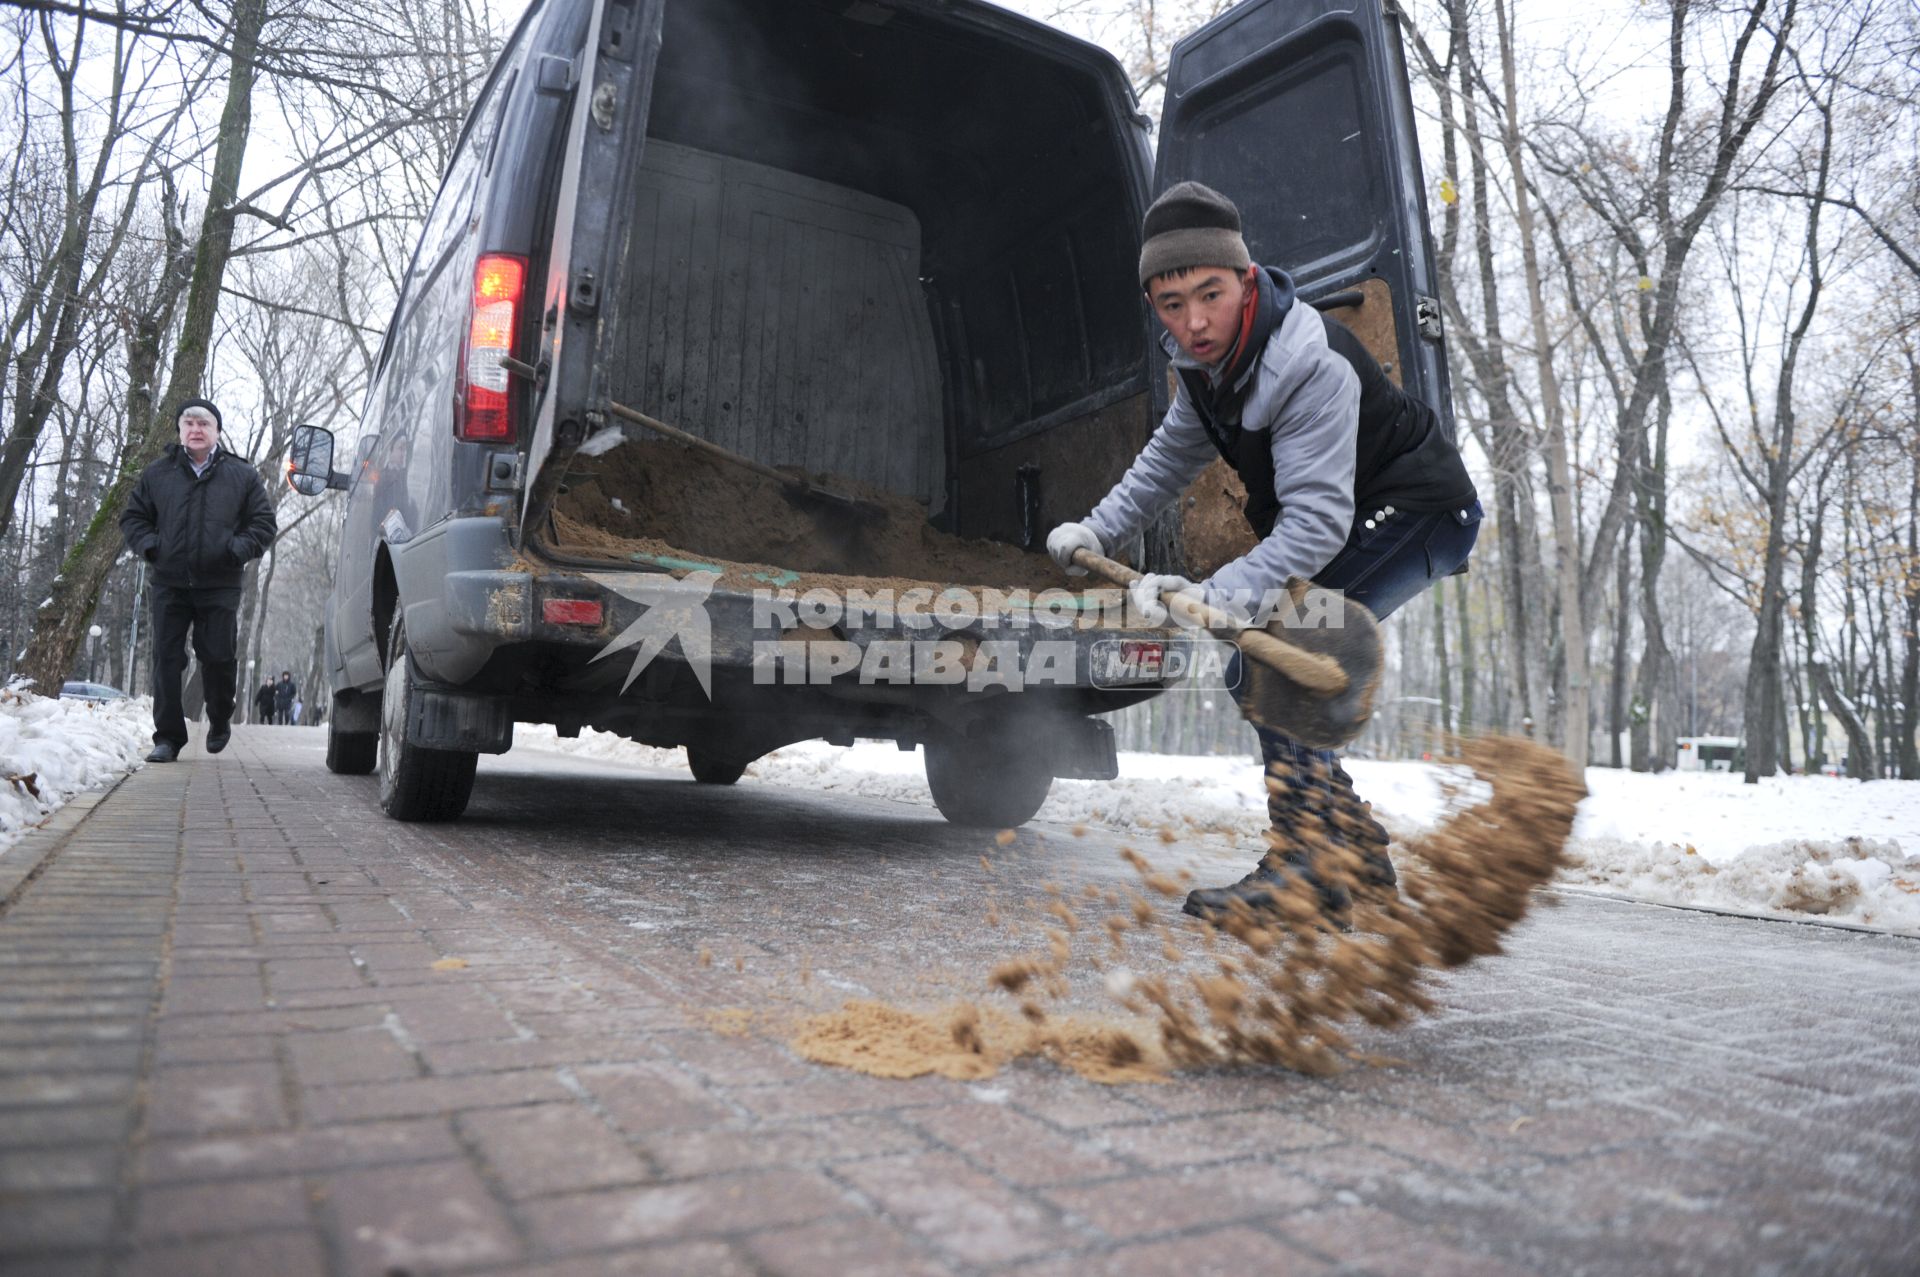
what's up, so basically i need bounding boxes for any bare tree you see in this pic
[1406,0,1552,738]
[0,9,201,541]
[17,0,269,695]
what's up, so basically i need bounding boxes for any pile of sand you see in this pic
[790,737,1585,1083]
[789,1000,1169,1086]
[548,436,1077,593]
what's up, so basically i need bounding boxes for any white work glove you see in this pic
[1046,521,1103,576]
[1128,572,1196,627]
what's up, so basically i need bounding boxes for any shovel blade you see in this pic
[1235,590,1381,749]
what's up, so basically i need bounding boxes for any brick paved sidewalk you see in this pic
[1,729,1916,1277]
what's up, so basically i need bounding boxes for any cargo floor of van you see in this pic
[547,436,1077,594]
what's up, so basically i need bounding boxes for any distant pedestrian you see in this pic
[119,398,276,761]
[253,680,276,724]
[274,670,296,725]
[291,698,303,726]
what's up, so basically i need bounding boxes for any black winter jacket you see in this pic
[120,444,277,589]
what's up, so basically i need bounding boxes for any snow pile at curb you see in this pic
[1560,836,1920,933]
[513,726,1920,934]
[0,684,151,857]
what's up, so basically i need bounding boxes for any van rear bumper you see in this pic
[395,523,1190,768]
[446,563,1195,696]
[407,540,1192,691]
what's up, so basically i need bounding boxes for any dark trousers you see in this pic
[150,582,241,747]
[1232,501,1483,858]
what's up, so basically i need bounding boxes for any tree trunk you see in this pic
[1812,660,1876,779]
[1433,582,1453,748]
[1452,0,1547,736]
[16,0,268,696]
[1610,528,1631,767]
[1745,514,1793,784]
[1453,573,1475,738]
[240,548,275,721]
[1741,68,1827,783]
[1494,0,1588,766]
[1479,557,1508,729]
[1630,386,1677,773]
[1902,376,1920,778]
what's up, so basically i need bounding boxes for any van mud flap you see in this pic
[407,687,515,754]
[1051,717,1118,781]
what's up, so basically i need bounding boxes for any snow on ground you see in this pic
[0,685,151,857]
[1559,768,1920,934]
[516,726,1920,936]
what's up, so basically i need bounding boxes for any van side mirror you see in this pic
[288,424,350,495]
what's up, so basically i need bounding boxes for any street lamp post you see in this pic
[87,624,102,684]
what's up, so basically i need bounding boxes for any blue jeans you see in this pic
[1231,500,1482,864]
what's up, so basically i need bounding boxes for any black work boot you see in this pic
[206,718,231,755]
[1323,761,1397,898]
[1341,820,1397,895]
[145,740,180,763]
[1182,850,1351,927]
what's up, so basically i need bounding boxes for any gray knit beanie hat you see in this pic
[1138,181,1251,287]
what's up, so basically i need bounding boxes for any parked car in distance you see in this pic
[60,681,128,703]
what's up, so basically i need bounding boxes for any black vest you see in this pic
[1180,308,1478,539]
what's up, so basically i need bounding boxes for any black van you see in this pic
[289,0,1452,824]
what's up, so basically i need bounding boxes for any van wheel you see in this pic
[687,749,747,786]
[925,737,1052,829]
[379,621,477,821]
[326,713,377,775]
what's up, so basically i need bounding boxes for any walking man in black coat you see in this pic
[273,671,297,726]
[119,399,276,761]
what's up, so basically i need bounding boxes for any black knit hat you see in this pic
[175,397,222,433]
[1139,181,1252,287]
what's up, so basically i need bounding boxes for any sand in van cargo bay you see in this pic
[551,436,1076,592]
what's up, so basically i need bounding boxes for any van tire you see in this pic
[326,716,378,775]
[687,749,747,786]
[378,620,478,821]
[925,737,1052,829]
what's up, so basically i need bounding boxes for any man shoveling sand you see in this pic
[1047,181,1482,928]
[786,186,1573,1083]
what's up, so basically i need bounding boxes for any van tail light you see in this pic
[456,253,526,442]
[542,599,603,626]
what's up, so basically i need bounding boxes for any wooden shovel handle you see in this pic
[1070,549,1349,696]
[603,400,804,491]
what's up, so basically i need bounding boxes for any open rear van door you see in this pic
[1153,0,1455,432]
[521,0,665,536]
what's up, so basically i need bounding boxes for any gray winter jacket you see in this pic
[1083,303,1359,602]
